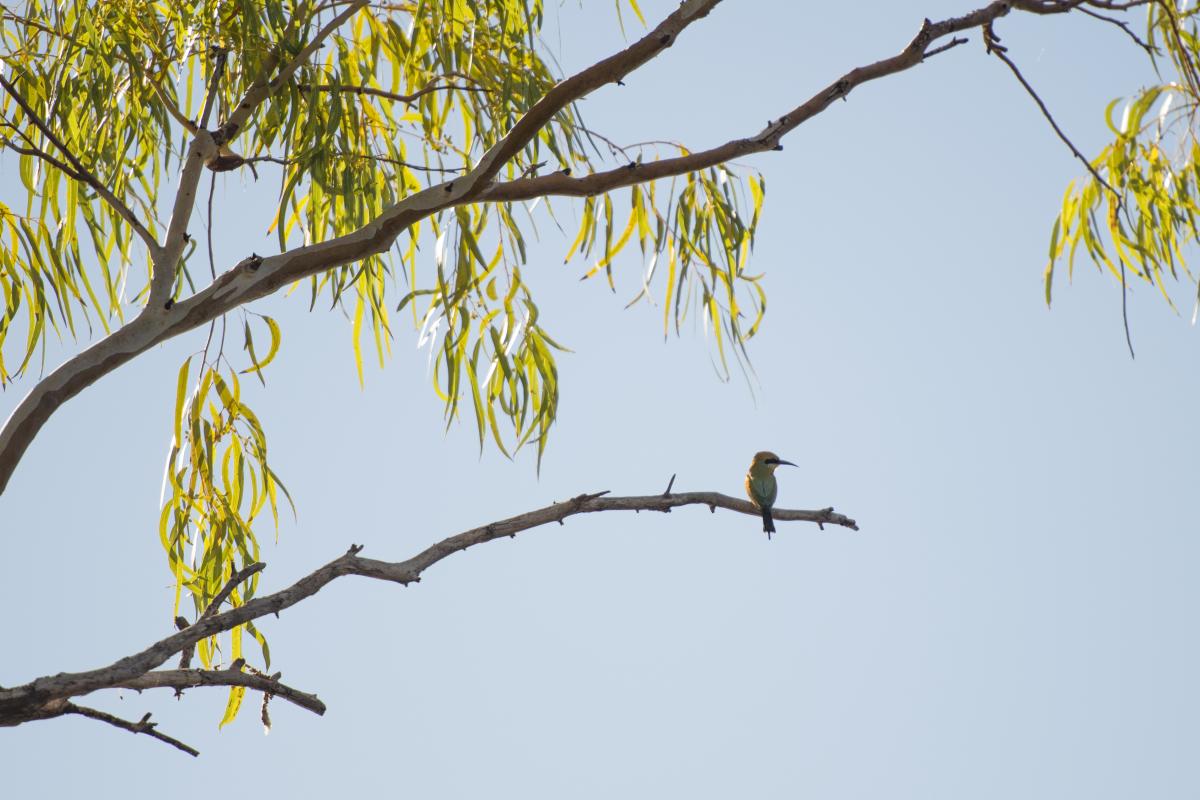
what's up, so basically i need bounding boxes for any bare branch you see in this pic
[924,36,970,58]
[0,75,160,257]
[0,489,855,726]
[478,23,993,201]
[1077,6,1155,52]
[201,562,266,621]
[115,668,325,716]
[984,26,1118,198]
[64,704,199,757]
[462,0,725,193]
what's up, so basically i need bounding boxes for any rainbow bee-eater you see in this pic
[745,451,797,539]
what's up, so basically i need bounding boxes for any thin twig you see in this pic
[984,23,1136,357]
[199,562,267,622]
[242,152,465,174]
[295,78,490,106]
[177,562,265,669]
[0,137,84,179]
[984,26,1120,200]
[923,36,969,58]
[65,704,199,757]
[1077,6,1154,52]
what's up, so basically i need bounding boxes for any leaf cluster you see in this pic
[1047,4,1200,321]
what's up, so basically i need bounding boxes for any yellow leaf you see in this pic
[219,685,246,729]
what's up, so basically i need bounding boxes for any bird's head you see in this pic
[752,451,797,472]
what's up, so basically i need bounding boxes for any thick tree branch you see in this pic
[147,130,212,300]
[150,50,229,307]
[0,489,856,727]
[479,6,1019,202]
[0,315,160,494]
[0,0,1107,495]
[0,0,722,493]
[463,0,725,194]
[0,1,370,493]
[0,75,161,258]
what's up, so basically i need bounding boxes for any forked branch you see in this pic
[0,488,857,737]
[0,0,1148,496]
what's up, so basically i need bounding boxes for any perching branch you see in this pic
[0,488,857,732]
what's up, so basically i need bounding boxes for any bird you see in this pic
[745,451,797,539]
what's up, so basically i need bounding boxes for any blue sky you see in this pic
[3,2,1198,797]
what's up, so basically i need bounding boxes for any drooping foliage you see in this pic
[0,0,765,724]
[1046,4,1200,322]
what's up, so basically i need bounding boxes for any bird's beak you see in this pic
[771,458,797,467]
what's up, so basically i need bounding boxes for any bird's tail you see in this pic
[762,507,775,539]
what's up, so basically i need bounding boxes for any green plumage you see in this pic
[744,451,796,539]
